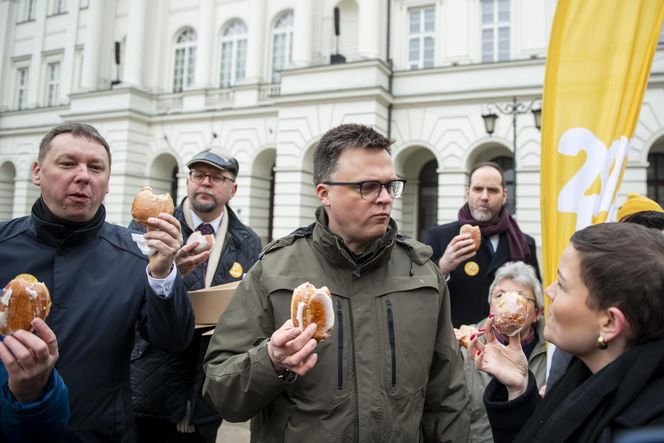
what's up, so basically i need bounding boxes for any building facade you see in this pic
[2,0,664,246]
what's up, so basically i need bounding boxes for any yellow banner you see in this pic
[541,0,664,301]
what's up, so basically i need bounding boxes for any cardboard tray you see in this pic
[188,280,241,326]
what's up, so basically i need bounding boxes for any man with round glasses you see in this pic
[130,148,261,442]
[203,124,469,442]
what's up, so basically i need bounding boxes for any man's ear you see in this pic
[32,161,41,186]
[501,186,508,205]
[464,186,470,202]
[601,307,629,344]
[317,183,331,207]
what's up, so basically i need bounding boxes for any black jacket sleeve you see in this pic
[484,371,541,443]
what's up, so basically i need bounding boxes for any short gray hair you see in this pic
[488,261,543,309]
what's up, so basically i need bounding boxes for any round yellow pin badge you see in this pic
[229,262,243,278]
[464,261,479,277]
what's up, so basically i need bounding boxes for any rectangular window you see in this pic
[173,48,185,92]
[481,0,510,62]
[24,0,37,21]
[53,0,67,14]
[16,68,29,110]
[46,62,60,106]
[407,6,435,70]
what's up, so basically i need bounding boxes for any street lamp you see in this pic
[481,96,542,212]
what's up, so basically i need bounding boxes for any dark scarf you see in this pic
[31,197,106,251]
[514,339,664,443]
[458,203,531,261]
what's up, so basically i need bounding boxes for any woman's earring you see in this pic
[597,336,608,350]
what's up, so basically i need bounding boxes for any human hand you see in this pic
[438,233,478,277]
[267,319,318,377]
[145,213,184,278]
[0,318,59,403]
[468,315,528,399]
[174,241,211,275]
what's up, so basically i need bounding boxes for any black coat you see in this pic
[0,214,194,442]
[484,339,664,443]
[130,201,261,426]
[424,221,539,327]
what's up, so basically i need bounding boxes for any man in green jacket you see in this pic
[203,123,470,442]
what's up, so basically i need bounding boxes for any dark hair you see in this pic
[313,124,394,184]
[571,222,664,346]
[468,161,505,188]
[621,211,664,230]
[39,122,111,166]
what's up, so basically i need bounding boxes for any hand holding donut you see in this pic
[131,187,183,278]
[0,318,59,403]
[468,315,529,400]
[438,224,481,277]
[267,319,318,377]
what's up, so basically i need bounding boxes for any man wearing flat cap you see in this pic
[129,148,261,442]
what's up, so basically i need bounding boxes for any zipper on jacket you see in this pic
[336,298,344,389]
[386,299,396,386]
[348,299,360,442]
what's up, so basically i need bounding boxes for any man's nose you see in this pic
[74,165,91,181]
[375,185,393,203]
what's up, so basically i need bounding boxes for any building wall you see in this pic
[1,0,663,248]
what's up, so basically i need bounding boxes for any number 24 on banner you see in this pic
[557,128,629,230]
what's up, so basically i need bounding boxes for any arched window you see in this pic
[647,152,664,207]
[271,11,293,83]
[490,155,514,213]
[173,28,197,93]
[219,19,248,88]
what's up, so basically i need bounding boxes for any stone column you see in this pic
[60,0,81,100]
[27,0,47,104]
[358,0,381,59]
[292,0,314,67]
[81,0,104,90]
[245,0,266,83]
[122,0,148,87]
[193,0,214,88]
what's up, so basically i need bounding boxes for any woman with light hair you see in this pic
[455,261,546,443]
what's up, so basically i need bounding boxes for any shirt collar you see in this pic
[190,207,224,233]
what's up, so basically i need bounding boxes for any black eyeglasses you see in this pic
[189,171,235,185]
[323,179,406,200]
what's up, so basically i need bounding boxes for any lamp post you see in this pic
[481,96,542,213]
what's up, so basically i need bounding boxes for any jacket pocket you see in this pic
[377,276,440,399]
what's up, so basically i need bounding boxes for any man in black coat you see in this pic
[130,149,262,442]
[425,162,540,327]
[0,122,194,442]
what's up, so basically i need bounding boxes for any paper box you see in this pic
[188,280,241,326]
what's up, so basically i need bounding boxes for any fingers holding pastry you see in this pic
[268,320,318,375]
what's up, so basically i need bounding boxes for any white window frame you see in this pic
[16,67,29,110]
[52,0,67,15]
[219,19,248,88]
[22,0,37,21]
[481,0,511,63]
[46,62,60,106]
[407,5,436,70]
[172,28,197,93]
[270,10,294,83]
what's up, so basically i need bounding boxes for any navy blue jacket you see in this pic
[0,214,194,442]
[425,221,540,327]
[130,201,261,426]
[0,365,69,442]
